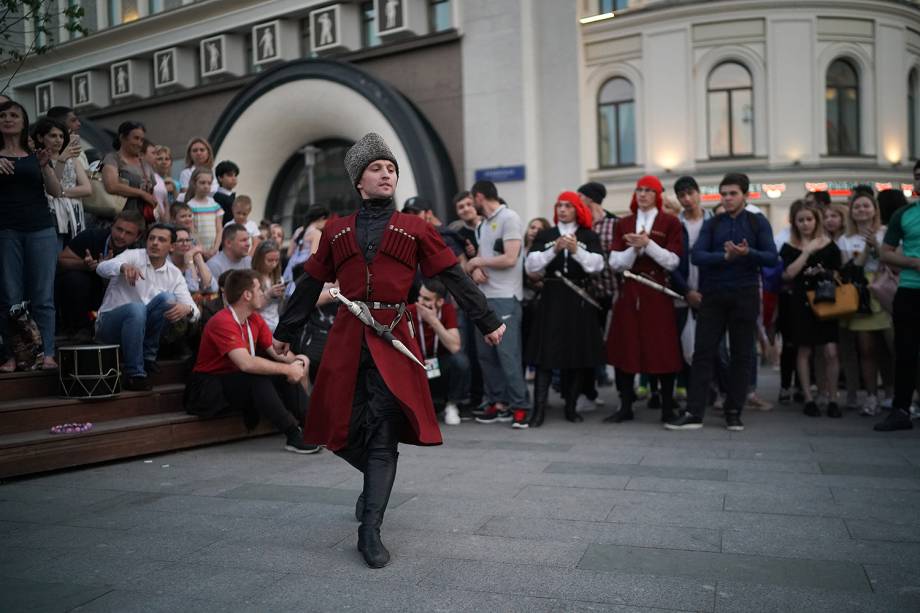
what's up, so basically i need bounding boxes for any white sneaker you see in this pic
[859,395,879,417]
[444,403,461,426]
[576,395,597,413]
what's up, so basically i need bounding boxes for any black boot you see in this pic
[357,449,398,568]
[531,368,551,427]
[659,374,676,423]
[564,399,584,423]
[604,395,633,423]
[355,493,365,522]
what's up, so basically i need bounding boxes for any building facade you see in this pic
[579,0,920,226]
[2,0,582,229]
[2,1,919,230]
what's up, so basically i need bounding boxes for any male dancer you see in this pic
[273,133,504,568]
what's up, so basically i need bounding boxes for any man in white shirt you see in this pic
[207,224,252,280]
[95,223,200,391]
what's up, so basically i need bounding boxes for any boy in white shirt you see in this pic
[225,195,261,239]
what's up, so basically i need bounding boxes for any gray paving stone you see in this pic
[720,530,920,568]
[845,519,920,543]
[545,461,728,481]
[397,492,616,521]
[249,572,563,613]
[125,492,300,518]
[830,486,920,505]
[819,461,920,478]
[625,476,833,500]
[577,544,870,591]
[726,469,920,491]
[724,494,910,520]
[604,507,851,539]
[0,577,112,613]
[639,455,821,474]
[122,562,286,603]
[477,516,722,552]
[713,581,918,613]
[219,482,414,507]
[70,589,231,613]
[421,558,716,612]
[863,563,920,599]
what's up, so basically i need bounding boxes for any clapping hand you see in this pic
[724,239,750,260]
[0,158,15,175]
[624,232,650,249]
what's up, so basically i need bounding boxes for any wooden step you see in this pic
[0,384,185,435]
[0,411,276,479]
[0,359,189,402]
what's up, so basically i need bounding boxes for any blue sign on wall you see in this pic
[474,165,526,183]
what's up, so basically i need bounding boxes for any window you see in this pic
[598,0,628,12]
[707,62,753,158]
[826,58,860,155]
[597,77,636,167]
[361,2,381,48]
[910,68,918,160]
[149,0,164,13]
[429,0,451,32]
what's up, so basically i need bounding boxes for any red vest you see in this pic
[302,212,457,450]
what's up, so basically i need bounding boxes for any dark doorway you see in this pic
[267,138,358,233]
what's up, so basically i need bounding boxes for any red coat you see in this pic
[606,212,684,374]
[302,212,457,451]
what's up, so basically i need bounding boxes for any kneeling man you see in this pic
[185,269,320,454]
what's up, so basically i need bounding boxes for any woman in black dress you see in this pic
[524,192,605,425]
[780,201,843,417]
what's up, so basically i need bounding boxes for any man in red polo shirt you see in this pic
[407,279,468,426]
[185,269,319,454]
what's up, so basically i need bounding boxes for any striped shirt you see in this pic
[187,197,223,248]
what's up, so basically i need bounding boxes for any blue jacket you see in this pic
[692,210,778,292]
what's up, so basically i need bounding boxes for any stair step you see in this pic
[0,411,276,478]
[0,384,185,435]
[0,359,188,402]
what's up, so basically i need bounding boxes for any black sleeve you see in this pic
[68,228,104,258]
[273,273,325,343]
[437,263,502,335]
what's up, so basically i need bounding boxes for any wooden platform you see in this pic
[0,360,274,479]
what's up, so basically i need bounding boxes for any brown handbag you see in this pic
[806,275,859,320]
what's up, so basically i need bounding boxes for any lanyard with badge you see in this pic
[417,309,441,379]
[228,307,255,356]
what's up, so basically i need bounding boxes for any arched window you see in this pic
[707,62,753,158]
[909,68,918,160]
[826,59,860,155]
[597,77,636,167]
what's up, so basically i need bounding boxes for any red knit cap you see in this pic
[553,191,593,229]
[629,175,664,214]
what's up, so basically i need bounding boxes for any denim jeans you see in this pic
[95,292,176,377]
[0,226,58,358]
[474,297,531,409]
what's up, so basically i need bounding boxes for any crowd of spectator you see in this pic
[1,97,919,448]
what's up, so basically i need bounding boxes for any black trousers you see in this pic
[687,287,759,418]
[55,270,105,331]
[335,346,406,529]
[186,371,305,432]
[218,372,305,431]
[892,288,920,411]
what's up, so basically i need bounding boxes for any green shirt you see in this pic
[884,201,920,289]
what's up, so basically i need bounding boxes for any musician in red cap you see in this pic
[604,175,683,424]
[524,191,606,425]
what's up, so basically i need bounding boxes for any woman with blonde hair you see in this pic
[840,190,893,415]
[780,201,843,417]
[178,136,217,199]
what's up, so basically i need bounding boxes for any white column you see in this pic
[643,28,691,172]
[876,22,907,165]
[767,18,816,165]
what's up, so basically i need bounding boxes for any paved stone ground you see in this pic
[2,367,920,612]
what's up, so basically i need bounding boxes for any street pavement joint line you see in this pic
[860,563,877,594]
[63,586,116,612]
